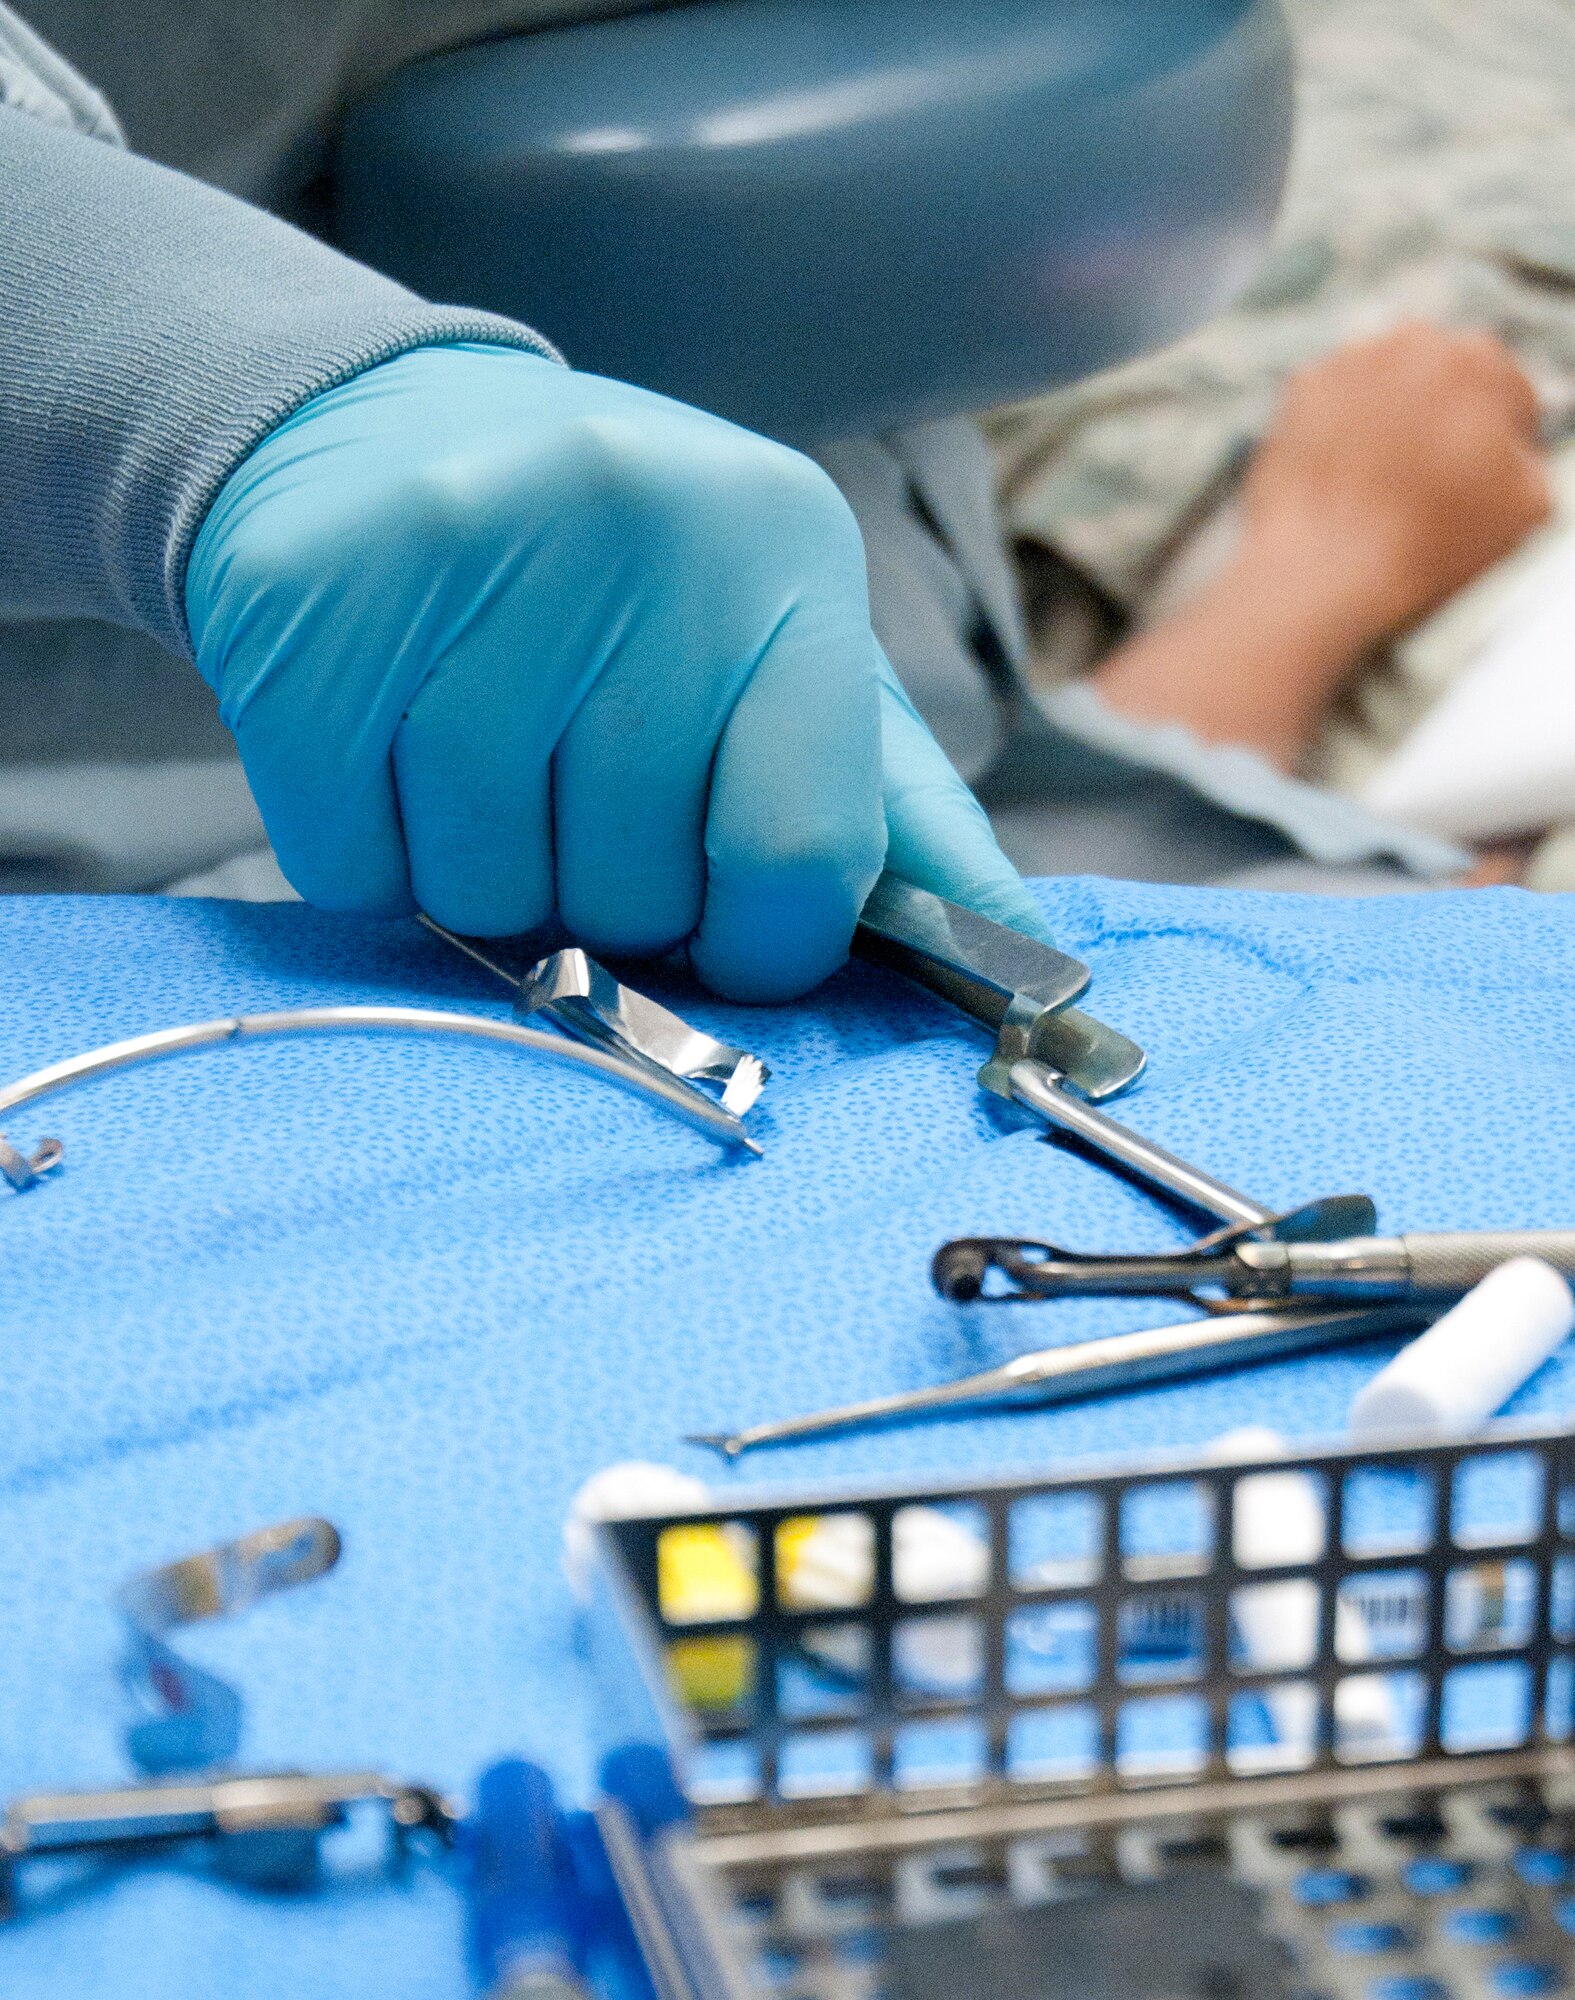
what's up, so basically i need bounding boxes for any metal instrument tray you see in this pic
[587,1421,1575,1998]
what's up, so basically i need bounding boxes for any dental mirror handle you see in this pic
[1401,1230,1575,1292]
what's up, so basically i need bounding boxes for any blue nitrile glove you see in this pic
[185,343,1047,1001]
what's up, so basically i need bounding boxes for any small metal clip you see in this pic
[121,1515,341,1634]
[0,1133,62,1193]
[119,1517,341,1775]
[517,948,768,1117]
[420,917,769,1134]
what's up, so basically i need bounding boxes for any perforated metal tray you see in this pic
[587,1421,1575,1999]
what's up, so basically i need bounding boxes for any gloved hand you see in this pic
[185,343,1047,1000]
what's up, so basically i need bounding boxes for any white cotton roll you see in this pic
[892,1505,991,1603]
[1348,1257,1575,1439]
[1209,1428,1394,1758]
[1211,1428,1324,1566]
[562,1461,710,1599]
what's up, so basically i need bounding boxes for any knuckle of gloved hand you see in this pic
[734,442,867,566]
[561,412,865,570]
[721,800,885,911]
[390,446,532,551]
[542,411,692,545]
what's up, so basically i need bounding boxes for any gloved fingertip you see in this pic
[880,754,1052,944]
[690,834,882,1001]
[686,945,832,1006]
[883,831,1053,945]
[876,660,1051,942]
[688,903,858,1004]
[961,869,1055,944]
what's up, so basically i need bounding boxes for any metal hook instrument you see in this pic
[689,1302,1427,1458]
[852,877,1372,1240]
[0,994,761,1187]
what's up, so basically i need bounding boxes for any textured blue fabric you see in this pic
[2,879,1574,1994]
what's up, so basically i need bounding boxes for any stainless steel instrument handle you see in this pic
[853,875,1091,1023]
[2,1771,454,1858]
[1400,1230,1575,1295]
[1006,1059,1271,1234]
[689,1304,1424,1457]
[1257,1231,1575,1300]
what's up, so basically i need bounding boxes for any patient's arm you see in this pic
[1091,324,1551,771]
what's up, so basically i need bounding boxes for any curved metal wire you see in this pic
[0,1004,761,1171]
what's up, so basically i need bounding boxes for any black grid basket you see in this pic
[590,1421,1575,2000]
[599,1421,1575,1821]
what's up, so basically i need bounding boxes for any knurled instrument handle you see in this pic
[1400,1231,1575,1294]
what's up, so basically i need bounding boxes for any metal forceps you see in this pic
[693,1227,1575,1456]
[933,1226,1575,1310]
[686,885,1390,1458]
[853,877,1373,1242]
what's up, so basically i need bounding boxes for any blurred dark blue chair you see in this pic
[332,0,1292,444]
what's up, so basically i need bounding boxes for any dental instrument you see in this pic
[0,993,760,1188]
[853,877,1373,1240]
[0,1771,455,1909]
[422,917,769,1118]
[932,1226,1575,1307]
[688,1303,1426,1459]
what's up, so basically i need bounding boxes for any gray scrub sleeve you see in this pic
[0,103,558,658]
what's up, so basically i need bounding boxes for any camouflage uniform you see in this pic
[984,0,1575,881]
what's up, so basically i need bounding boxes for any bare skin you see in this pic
[1091,324,1553,788]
